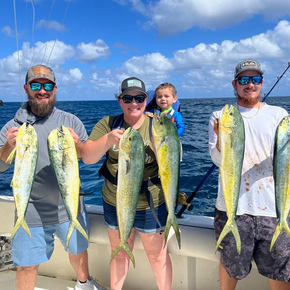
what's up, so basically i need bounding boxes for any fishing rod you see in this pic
[176,61,290,218]
[261,62,290,102]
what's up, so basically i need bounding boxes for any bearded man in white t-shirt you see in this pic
[208,59,289,290]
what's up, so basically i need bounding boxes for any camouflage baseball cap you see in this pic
[25,64,56,84]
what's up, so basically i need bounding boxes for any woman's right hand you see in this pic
[107,129,124,146]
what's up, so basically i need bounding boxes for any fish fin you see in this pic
[110,241,135,268]
[66,222,74,248]
[164,214,181,249]
[270,223,282,251]
[285,221,290,239]
[6,148,16,164]
[215,219,241,254]
[11,218,31,239]
[270,219,290,251]
[66,219,89,248]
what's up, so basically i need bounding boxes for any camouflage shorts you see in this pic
[214,209,290,281]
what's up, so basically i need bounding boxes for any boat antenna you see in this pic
[176,61,290,218]
[45,0,71,66]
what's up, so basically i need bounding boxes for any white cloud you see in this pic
[171,20,290,72]
[1,26,14,37]
[77,40,110,63]
[129,0,290,36]
[114,19,290,96]
[36,20,68,32]
[62,68,83,82]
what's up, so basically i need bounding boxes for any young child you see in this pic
[152,83,185,137]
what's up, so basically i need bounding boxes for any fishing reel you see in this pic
[178,192,194,211]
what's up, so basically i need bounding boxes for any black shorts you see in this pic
[214,209,290,281]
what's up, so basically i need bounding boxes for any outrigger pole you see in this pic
[176,61,290,218]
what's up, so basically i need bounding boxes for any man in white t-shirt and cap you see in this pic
[208,59,289,290]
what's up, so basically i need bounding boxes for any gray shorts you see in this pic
[214,209,290,281]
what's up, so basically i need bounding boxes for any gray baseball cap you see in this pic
[25,64,56,84]
[119,77,148,97]
[234,59,263,78]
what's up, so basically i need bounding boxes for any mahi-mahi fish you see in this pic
[47,126,89,248]
[110,127,145,268]
[6,122,38,239]
[152,113,181,249]
[216,104,245,254]
[270,115,290,251]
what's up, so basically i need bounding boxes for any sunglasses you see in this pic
[29,82,55,91]
[119,94,146,104]
[235,76,263,85]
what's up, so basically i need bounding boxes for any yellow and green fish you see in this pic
[6,123,38,239]
[216,105,245,254]
[270,115,290,251]
[152,113,181,249]
[110,127,145,268]
[47,126,89,248]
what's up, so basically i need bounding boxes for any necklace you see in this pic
[237,102,261,119]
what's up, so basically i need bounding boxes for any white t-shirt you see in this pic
[208,103,288,217]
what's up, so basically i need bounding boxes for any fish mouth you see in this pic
[57,126,65,136]
[223,104,234,114]
[124,127,134,140]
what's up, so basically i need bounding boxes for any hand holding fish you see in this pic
[66,127,83,158]
[0,127,19,163]
[213,119,220,151]
[107,129,124,146]
[6,127,19,147]
[66,127,80,144]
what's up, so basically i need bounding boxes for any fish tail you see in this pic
[11,218,31,239]
[164,214,181,249]
[285,220,290,239]
[66,222,74,248]
[110,241,135,268]
[65,219,89,248]
[215,219,241,254]
[270,219,290,252]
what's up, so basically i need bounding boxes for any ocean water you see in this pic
[0,97,289,217]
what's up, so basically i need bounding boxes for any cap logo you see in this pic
[33,66,50,76]
[241,60,257,68]
[127,79,142,89]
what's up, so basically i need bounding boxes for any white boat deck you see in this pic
[0,270,77,290]
[0,196,270,290]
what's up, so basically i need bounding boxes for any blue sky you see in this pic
[1,0,290,102]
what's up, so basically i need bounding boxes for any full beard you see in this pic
[28,93,56,116]
[234,90,261,106]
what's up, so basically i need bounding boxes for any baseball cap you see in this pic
[234,59,263,78]
[119,77,148,97]
[25,64,56,84]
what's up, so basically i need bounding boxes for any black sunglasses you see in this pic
[119,94,147,104]
[235,76,263,85]
[29,82,55,91]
